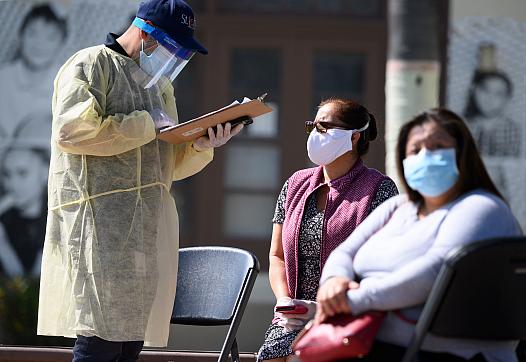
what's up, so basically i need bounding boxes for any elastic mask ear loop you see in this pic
[356,121,369,133]
[141,39,145,54]
[349,121,369,151]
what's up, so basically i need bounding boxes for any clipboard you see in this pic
[158,93,273,144]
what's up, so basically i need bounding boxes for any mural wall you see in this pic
[0,0,137,277]
[447,17,526,230]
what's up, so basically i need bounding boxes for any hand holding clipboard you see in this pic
[158,93,272,144]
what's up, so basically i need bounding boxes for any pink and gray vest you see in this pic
[282,159,390,298]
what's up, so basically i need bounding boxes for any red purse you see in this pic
[292,311,386,362]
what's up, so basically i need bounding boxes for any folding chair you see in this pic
[402,236,526,362]
[170,246,260,362]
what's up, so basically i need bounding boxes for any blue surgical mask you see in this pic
[403,148,459,197]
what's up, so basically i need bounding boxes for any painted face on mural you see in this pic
[2,149,48,211]
[473,77,511,118]
[21,18,64,69]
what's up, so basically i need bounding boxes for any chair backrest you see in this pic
[424,236,526,340]
[171,246,260,326]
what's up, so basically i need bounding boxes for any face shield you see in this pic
[132,17,195,89]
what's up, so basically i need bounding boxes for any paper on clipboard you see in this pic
[158,93,273,144]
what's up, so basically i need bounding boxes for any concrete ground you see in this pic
[0,347,257,362]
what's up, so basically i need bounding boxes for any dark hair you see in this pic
[19,4,67,38]
[319,98,378,156]
[464,70,513,119]
[396,108,503,203]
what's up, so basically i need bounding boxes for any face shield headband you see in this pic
[132,17,195,88]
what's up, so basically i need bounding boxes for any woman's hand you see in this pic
[274,298,317,332]
[315,276,359,323]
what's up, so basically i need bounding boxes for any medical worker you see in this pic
[36,1,243,361]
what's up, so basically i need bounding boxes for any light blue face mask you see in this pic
[403,148,459,197]
[139,40,176,78]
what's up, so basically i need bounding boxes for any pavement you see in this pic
[0,346,257,362]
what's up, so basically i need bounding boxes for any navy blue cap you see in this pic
[136,0,207,54]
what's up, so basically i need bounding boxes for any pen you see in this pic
[257,93,268,102]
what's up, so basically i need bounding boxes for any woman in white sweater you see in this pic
[317,108,522,362]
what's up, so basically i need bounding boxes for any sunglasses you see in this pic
[304,120,350,134]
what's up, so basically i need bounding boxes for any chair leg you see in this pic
[230,338,239,362]
[218,337,239,362]
[218,332,235,362]
[402,266,454,362]
[219,269,258,362]
[401,335,420,362]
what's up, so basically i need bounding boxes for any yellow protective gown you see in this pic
[37,45,213,347]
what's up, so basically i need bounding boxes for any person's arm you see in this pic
[171,123,244,182]
[53,52,157,156]
[269,223,290,299]
[171,141,213,181]
[316,195,405,319]
[268,180,290,299]
[269,181,319,330]
[320,195,406,285]
[346,192,522,315]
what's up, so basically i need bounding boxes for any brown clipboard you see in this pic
[158,94,273,144]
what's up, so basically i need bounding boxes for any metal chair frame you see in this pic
[402,237,526,362]
[170,246,260,362]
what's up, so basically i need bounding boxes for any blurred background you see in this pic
[0,0,525,354]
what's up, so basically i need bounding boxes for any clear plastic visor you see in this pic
[142,44,194,88]
[133,17,195,88]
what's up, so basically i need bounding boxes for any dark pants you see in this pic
[72,335,144,362]
[343,341,488,362]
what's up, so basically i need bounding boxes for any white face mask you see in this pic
[306,122,369,166]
